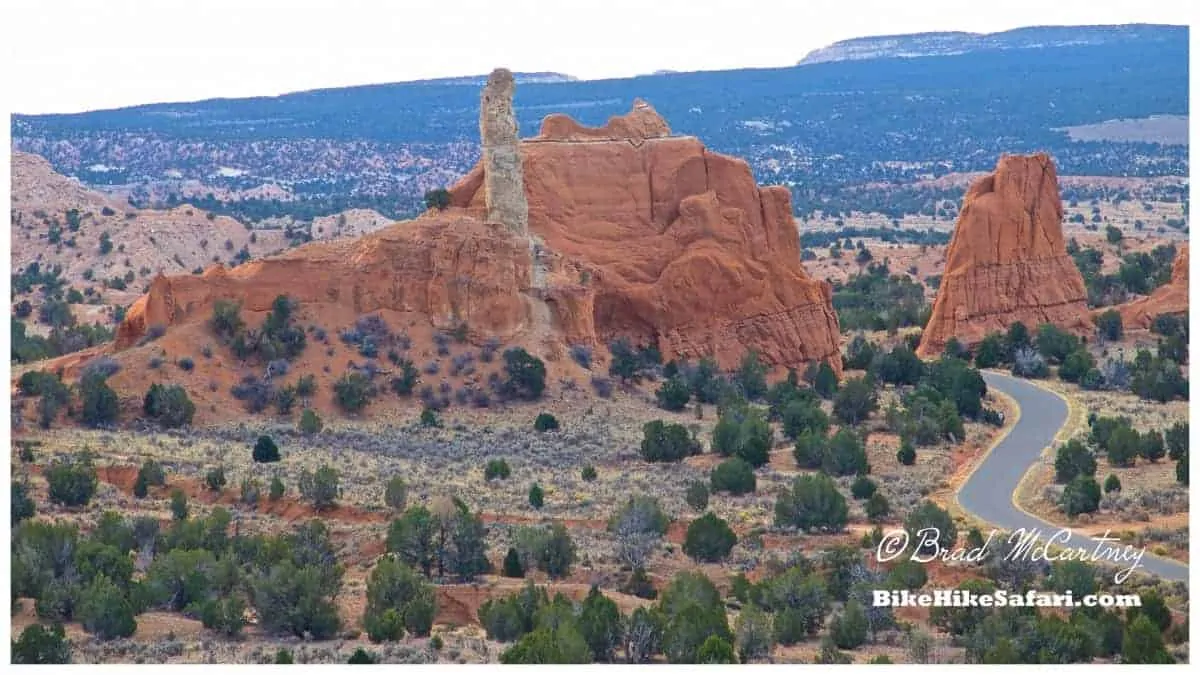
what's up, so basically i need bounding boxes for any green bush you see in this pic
[683,513,737,562]
[12,481,36,525]
[143,383,195,428]
[501,347,546,400]
[1103,473,1121,493]
[169,489,189,520]
[697,635,737,663]
[710,457,756,495]
[484,459,512,481]
[534,412,560,432]
[780,398,830,439]
[384,476,408,510]
[832,377,878,426]
[850,475,877,499]
[363,556,436,641]
[640,420,701,462]
[298,465,340,511]
[822,428,869,476]
[204,466,227,492]
[896,436,916,465]
[79,373,119,428]
[904,501,956,554]
[502,547,525,578]
[684,481,709,511]
[1095,309,1123,341]
[11,622,71,664]
[253,435,281,463]
[298,408,323,435]
[269,476,285,501]
[76,575,136,640]
[1054,438,1096,483]
[528,484,545,509]
[45,454,98,507]
[775,472,847,532]
[1060,476,1102,516]
[333,372,374,413]
[711,404,773,467]
[656,376,692,411]
[580,465,597,481]
[829,600,869,649]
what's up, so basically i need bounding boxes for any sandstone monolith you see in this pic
[479,68,529,235]
[917,153,1092,357]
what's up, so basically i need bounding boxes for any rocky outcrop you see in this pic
[449,102,842,373]
[1108,244,1188,329]
[917,153,1092,357]
[480,68,529,235]
[116,216,535,349]
[109,78,842,395]
[537,99,671,142]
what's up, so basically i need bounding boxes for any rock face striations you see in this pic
[917,153,1092,358]
[1109,243,1189,329]
[106,67,841,405]
[448,101,842,373]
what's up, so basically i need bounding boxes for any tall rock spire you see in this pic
[479,68,529,235]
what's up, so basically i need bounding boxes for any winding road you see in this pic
[958,371,1189,583]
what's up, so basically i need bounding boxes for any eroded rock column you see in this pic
[480,68,529,236]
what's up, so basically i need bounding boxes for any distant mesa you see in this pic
[798,24,1186,65]
[917,153,1093,358]
[1107,243,1189,329]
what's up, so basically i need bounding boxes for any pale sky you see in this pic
[2,0,1193,114]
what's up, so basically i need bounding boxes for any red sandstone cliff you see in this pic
[1107,243,1189,329]
[99,99,840,403]
[447,102,842,372]
[917,153,1092,357]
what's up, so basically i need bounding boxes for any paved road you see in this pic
[958,371,1189,583]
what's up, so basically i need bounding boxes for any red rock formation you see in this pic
[117,216,536,350]
[917,153,1092,357]
[108,100,841,399]
[449,102,842,373]
[1107,243,1189,329]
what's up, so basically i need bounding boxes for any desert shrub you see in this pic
[169,489,189,520]
[1012,347,1049,379]
[843,334,880,371]
[333,371,374,412]
[501,347,546,400]
[850,476,877,500]
[829,600,869,649]
[832,377,878,426]
[711,403,773,467]
[363,556,436,641]
[685,481,709,511]
[11,622,71,664]
[78,373,119,428]
[780,397,829,439]
[1059,348,1096,383]
[390,358,420,396]
[1035,323,1081,364]
[503,548,525,578]
[204,466,227,492]
[512,524,576,579]
[640,420,701,462]
[298,408,323,435]
[419,406,441,427]
[710,458,757,495]
[590,375,614,398]
[775,472,847,532]
[253,435,281,463]
[528,484,545,509]
[822,428,869,476]
[269,476,285,501]
[735,350,769,400]
[871,345,925,386]
[683,513,737,562]
[142,383,195,428]
[298,465,340,511]
[45,454,98,507]
[580,465,597,482]
[534,412,560,432]
[1166,421,1188,460]
[1096,309,1123,341]
[1054,438,1096,483]
[896,436,916,465]
[655,376,691,411]
[569,343,592,369]
[384,476,408,510]
[484,459,512,481]
[904,501,957,554]
[240,477,262,505]
[1060,476,1101,516]
[76,575,136,640]
[1102,473,1121,494]
[974,332,1008,368]
[865,492,890,522]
